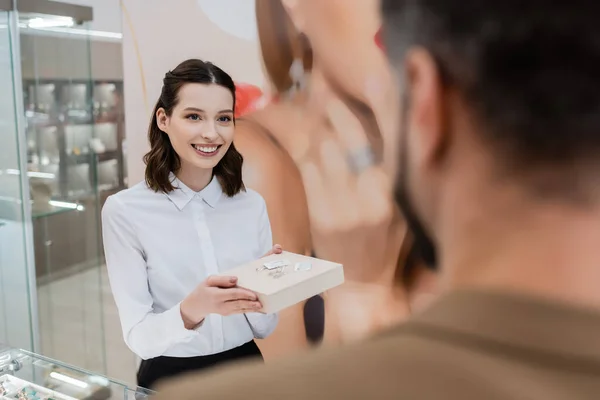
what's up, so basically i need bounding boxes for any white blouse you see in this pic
[101,175,278,360]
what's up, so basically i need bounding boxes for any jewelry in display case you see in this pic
[0,375,76,400]
[0,346,153,400]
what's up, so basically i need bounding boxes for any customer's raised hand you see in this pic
[286,98,409,343]
[180,275,261,329]
[290,98,404,283]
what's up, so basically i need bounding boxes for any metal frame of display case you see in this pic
[1,0,41,354]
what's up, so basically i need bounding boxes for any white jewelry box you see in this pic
[221,251,345,314]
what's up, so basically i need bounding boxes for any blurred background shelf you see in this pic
[24,79,126,198]
[23,77,126,285]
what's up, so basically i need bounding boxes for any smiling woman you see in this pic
[101,59,283,390]
[144,59,244,196]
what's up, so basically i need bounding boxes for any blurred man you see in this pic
[154,1,600,398]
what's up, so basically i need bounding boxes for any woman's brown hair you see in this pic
[143,59,245,197]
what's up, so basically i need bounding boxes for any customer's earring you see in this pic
[288,58,305,97]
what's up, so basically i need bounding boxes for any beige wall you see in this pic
[120,0,265,185]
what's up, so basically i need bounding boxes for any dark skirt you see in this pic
[137,340,263,390]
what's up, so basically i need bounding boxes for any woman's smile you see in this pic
[191,143,222,156]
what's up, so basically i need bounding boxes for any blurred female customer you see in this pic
[234,0,437,352]
[102,59,281,390]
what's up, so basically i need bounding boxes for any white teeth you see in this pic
[192,144,218,153]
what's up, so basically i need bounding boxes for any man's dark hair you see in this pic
[382,0,600,200]
[144,59,245,197]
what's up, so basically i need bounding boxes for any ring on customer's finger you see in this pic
[347,145,376,175]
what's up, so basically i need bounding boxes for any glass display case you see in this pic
[2,0,135,387]
[0,345,152,400]
[15,11,110,374]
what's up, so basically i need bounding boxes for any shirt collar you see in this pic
[165,173,222,210]
[403,289,600,362]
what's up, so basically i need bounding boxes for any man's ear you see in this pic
[404,48,447,167]
[281,0,305,33]
[156,108,169,134]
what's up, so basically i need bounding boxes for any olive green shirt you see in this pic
[154,290,600,399]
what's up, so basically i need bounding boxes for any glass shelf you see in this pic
[31,204,81,220]
[0,345,153,400]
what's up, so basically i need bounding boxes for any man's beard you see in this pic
[394,97,438,270]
